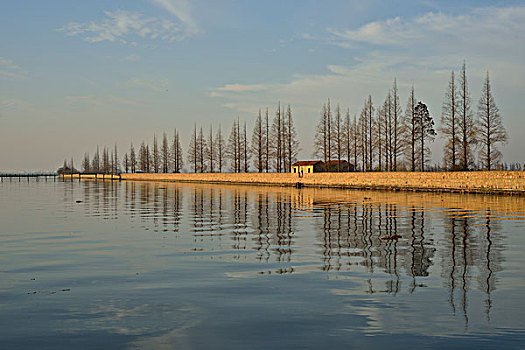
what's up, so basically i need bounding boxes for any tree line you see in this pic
[72,61,508,174]
[313,62,507,171]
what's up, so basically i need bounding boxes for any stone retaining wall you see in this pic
[112,171,525,195]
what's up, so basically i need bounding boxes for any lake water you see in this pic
[1,179,525,349]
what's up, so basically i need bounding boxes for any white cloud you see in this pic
[0,57,26,79]
[65,95,140,106]
[121,77,169,92]
[151,0,200,37]
[124,54,141,61]
[328,6,525,57]
[58,7,198,44]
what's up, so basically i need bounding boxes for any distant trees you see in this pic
[251,109,265,172]
[161,133,169,173]
[172,129,183,173]
[73,61,512,175]
[457,62,478,170]
[477,72,507,170]
[440,71,459,170]
[82,152,90,173]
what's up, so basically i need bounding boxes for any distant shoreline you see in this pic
[59,171,525,196]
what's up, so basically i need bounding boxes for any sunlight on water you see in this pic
[1,179,525,349]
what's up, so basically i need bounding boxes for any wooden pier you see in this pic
[0,173,58,182]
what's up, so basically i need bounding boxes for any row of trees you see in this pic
[186,103,300,173]
[313,62,507,171]
[74,62,508,174]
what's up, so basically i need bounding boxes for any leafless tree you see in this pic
[102,147,110,173]
[458,61,477,170]
[284,104,299,172]
[313,100,332,164]
[152,134,160,173]
[251,109,265,172]
[477,72,507,170]
[242,122,249,172]
[187,124,198,172]
[265,108,270,172]
[206,125,215,172]
[82,152,90,173]
[215,125,225,173]
[333,104,343,171]
[113,144,119,173]
[161,132,170,173]
[391,79,404,170]
[404,86,418,171]
[343,109,352,168]
[139,142,148,172]
[360,95,374,171]
[171,129,183,173]
[197,127,206,173]
[92,146,100,173]
[129,143,136,173]
[123,152,129,173]
[271,102,284,172]
[226,119,241,172]
[440,71,460,170]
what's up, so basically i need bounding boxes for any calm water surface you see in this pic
[1,179,525,349]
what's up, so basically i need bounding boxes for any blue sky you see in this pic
[1,0,524,171]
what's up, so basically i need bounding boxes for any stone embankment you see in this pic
[63,171,525,195]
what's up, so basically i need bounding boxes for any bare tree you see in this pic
[206,125,215,172]
[187,124,198,172]
[333,104,343,171]
[414,101,436,171]
[458,61,477,170]
[477,72,507,170]
[352,114,359,171]
[404,86,418,171]
[123,152,129,173]
[113,144,119,173]
[360,96,374,171]
[197,127,206,173]
[265,108,270,172]
[226,119,240,172]
[215,125,225,173]
[102,147,110,173]
[242,122,249,172]
[171,129,183,173]
[92,146,100,173]
[251,109,265,172]
[130,143,136,173]
[82,152,90,173]
[139,142,148,172]
[285,105,299,171]
[440,71,459,170]
[343,109,352,169]
[152,135,160,173]
[270,103,283,172]
[161,132,170,173]
[314,101,330,163]
[391,79,403,170]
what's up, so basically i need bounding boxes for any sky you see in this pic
[1,0,524,172]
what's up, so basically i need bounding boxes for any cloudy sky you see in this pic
[1,0,524,171]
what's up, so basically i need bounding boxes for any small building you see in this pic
[323,160,354,172]
[291,160,324,175]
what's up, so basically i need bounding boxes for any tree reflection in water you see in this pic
[77,181,515,326]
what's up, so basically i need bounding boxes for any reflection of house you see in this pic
[291,160,324,174]
[323,160,353,172]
